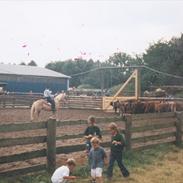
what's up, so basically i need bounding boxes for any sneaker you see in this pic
[123,172,130,177]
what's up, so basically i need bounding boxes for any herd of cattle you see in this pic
[111,100,183,116]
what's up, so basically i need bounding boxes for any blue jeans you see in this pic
[46,97,56,113]
[107,152,129,178]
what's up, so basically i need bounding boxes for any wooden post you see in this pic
[12,98,15,108]
[104,70,137,110]
[135,69,141,100]
[102,97,105,110]
[175,112,183,147]
[125,115,132,150]
[3,98,5,108]
[46,119,56,174]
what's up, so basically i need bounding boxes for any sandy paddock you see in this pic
[0,108,118,172]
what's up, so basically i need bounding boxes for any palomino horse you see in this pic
[30,93,66,121]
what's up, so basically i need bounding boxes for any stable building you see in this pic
[0,63,70,93]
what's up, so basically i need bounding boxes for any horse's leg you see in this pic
[30,105,35,122]
[38,110,41,117]
[55,110,59,121]
[55,104,60,121]
[174,104,176,112]
[34,110,40,121]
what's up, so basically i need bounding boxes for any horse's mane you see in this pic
[55,93,66,101]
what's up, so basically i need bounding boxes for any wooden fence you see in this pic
[0,95,102,110]
[1,94,183,110]
[66,96,102,109]
[0,112,182,177]
[0,94,40,108]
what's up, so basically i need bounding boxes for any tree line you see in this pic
[45,34,183,92]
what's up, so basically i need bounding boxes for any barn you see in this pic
[0,63,70,93]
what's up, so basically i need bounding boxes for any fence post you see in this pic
[125,115,132,150]
[175,112,183,147]
[46,118,56,174]
[3,98,5,108]
[12,98,15,108]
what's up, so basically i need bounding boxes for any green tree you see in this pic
[20,62,26,65]
[46,59,96,87]
[107,52,143,87]
[142,34,183,90]
[28,60,37,66]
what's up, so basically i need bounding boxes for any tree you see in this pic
[46,59,96,87]
[45,53,144,90]
[28,60,37,66]
[107,52,143,87]
[45,34,183,92]
[20,62,26,65]
[142,34,183,90]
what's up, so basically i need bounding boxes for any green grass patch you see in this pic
[0,144,181,183]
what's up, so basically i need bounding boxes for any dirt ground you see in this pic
[0,108,118,173]
[0,108,176,175]
[0,108,116,124]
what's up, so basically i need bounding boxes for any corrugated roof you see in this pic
[0,82,7,85]
[0,63,70,78]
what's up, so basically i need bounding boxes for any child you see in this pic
[84,115,102,153]
[89,137,107,183]
[51,158,77,183]
[107,122,129,180]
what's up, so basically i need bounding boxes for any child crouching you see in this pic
[51,158,76,183]
[89,137,107,183]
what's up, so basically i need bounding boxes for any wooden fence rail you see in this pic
[0,95,103,109]
[1,94,183,110]
[0,112,182,177]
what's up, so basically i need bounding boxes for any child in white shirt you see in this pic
[51,158,76,183]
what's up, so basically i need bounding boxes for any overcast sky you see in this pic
[0,0,182,67]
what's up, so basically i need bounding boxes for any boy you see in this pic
[51,158,77,183]
[107,122,129,180]
[84,115,102,154]
[89,137,107,183]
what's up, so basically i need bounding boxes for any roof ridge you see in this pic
[0,63,70,78]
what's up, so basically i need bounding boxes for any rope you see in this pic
[144,66,183,79]
[70,65,183,79]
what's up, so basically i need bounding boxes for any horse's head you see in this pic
[55,92,68,104]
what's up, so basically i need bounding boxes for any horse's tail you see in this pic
[30,102,35,121]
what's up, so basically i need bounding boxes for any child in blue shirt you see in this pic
[89,137,107,183]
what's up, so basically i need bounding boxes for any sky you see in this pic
[0,0,182,67]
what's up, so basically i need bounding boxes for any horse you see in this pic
[154,100,176,113]
[30,93,67,121]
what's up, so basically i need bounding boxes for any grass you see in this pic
[1,144,183,183]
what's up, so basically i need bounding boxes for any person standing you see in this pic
[107,122,130,180]
[89,137,107,183]
[84,115,102,154]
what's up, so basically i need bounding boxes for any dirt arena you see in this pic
[0,108,117,173]
[0,108,176,175]
[0,108,116,124]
